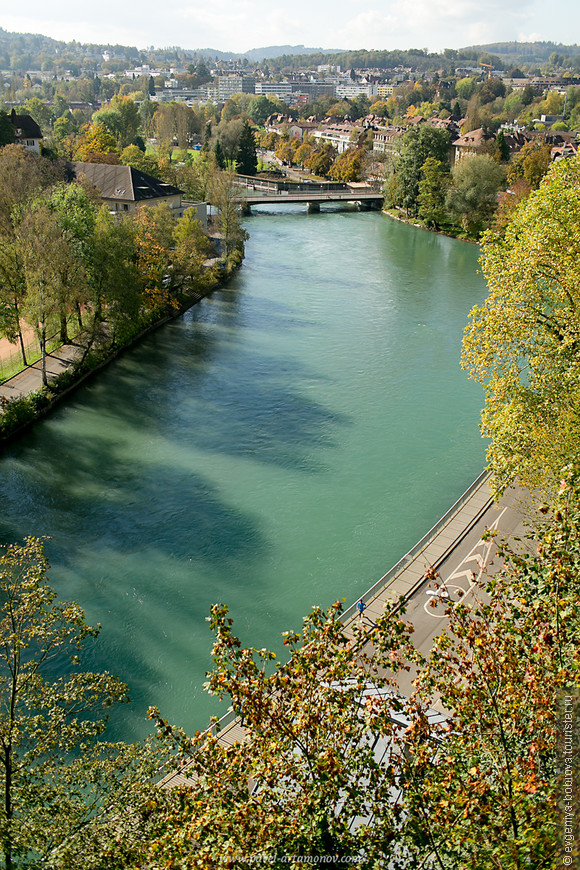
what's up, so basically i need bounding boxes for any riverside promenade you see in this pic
[161,472,529,788]
[0,342,85,406]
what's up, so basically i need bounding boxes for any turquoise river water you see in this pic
[0,205,487,740]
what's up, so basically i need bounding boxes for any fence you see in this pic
[0,329,66,384]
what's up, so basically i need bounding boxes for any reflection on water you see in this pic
[0,208,487,739]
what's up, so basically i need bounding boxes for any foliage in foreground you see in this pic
[462,153,580,496]
[111,469,580,869]
[3,470,579,867]
[0,538,165,870]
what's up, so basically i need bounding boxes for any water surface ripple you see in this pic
[0,206,486,738]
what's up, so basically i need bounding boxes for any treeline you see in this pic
[0,146,244,394]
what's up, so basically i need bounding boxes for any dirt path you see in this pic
[0,327,36,364]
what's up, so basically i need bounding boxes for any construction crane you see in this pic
[480,62,493,78]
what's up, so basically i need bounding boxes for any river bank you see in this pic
[0,248,242,449]
[382,206,479,243]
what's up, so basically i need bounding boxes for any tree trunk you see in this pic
[13,298,28,367]
[59,312,69,345]
[76,302,83,333]
[40,321,47,387]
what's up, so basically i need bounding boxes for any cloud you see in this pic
[1,0,579,54]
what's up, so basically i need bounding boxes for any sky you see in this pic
[2,0,579,55]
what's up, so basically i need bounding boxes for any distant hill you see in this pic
[242,45,339,61]
[0,26,577,72]
[458,41,579,65]
[185,45,340,62]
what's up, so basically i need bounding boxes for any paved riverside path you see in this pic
[0,343,85,406]
[161,473,530,788]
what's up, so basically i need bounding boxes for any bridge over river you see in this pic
[232,175,384,213]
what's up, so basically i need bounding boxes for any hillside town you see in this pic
[1,34,579,241]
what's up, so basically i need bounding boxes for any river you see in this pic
[0,205,487,740]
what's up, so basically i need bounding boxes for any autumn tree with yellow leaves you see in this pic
[462,154,580,495]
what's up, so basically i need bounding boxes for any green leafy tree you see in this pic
[392,125,451,215]
[235,121,257,176]
[0,111,14,148]
[22,97,51,132]
[462,154,580,494]
[446,154,505,236]
[46,182,97,340]
[248,95,280,126]
[208,168,248,259]
[17,203,77,385]
[417,156,450,228]
[109,95,141,148]
[171,209,214,293]
[0,538,142,869]
[87,206,142,344]
[51,114,77,147]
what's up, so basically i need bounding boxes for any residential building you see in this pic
[9,109,43,153]
[312,121,361,153]
[68,162,189,218]
[451,127,494,163]
[372,125,404,156]
[217,75,256,101]
[336,83,378,100]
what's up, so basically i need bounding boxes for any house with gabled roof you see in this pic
[9,109,43,153]
[451,127,494,164]
[66,162,207,226]
[68,161,182,215]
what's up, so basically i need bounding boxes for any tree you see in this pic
[306,142,336,177]
[235,121,257,176]
[328,148,363,182]
[0,239,28,366]
[392,125,451,215]
[144,600,420,868]
[417,156,450,228]
[0,111,14,148]
[409,464,580,868]
[46,182,97,340]
[133,206,174,314]
[0,538,149,869]
[17,203,78,385]
[462,155,580,494]
[208,168,248,259]
[86,206,141,344]
[52,114,77,146]
[507,140,551,190]
[0,145,62,236]
[74,122,120,164]
[171,208,214,293]
[248,95,279,126]
[110,95,141,148]
[446,154,505,235]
